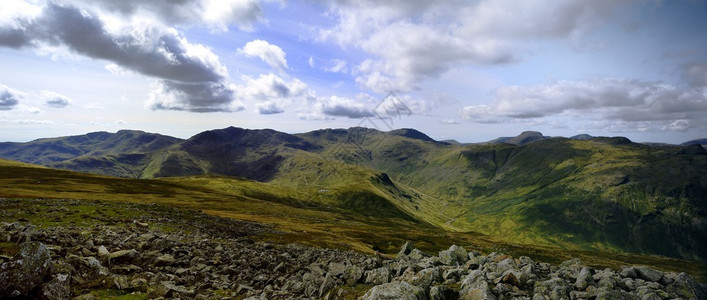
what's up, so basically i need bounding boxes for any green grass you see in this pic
[1,158,705,282]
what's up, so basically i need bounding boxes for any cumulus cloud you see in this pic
[41,91,71,108]
[300,95,374,120]
[460,78,707,131]
[147,80,243,112]
[318,0,623,92]
[61,0,263,31]
[235,73,313,115]
[0,85,21,110]
[239,40,288,70]
[0,2,240,113]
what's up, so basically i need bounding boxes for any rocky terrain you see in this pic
[1,199,706,299]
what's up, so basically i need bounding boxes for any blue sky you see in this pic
[1,0,706,143]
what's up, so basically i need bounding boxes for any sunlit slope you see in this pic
[348,136,707,262]
[1,127,706,262]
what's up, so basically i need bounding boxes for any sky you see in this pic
[1,0,706,144]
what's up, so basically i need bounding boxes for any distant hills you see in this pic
[1,128,706,263]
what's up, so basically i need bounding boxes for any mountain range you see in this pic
[1,127,706,263]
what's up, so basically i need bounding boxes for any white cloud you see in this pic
[318,0,625,92]
[460,78,707,131]
[324,59,347,73]
[235,73,313,115]
[300,95,374,120]
[61,0,264,32]
[41,90,71,108]
[239,39,288,70]
[0,3,241,113]
[0,85,21,110]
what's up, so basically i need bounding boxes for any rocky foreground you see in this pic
[0,199,706,299]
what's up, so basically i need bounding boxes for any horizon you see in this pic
[1,1,706,145]
[3,125,705,146]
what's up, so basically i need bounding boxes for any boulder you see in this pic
[438,245,468,266]
[39,273,70,300]
[430,285,458,300]
[362,281,427,300]
[634,266,663,283]
[343,264,364,286]
[107,249,139,265]
[668,272,706,300]
[0,241,52,297]
[397,241,415,258]
[575,267,595,290]
[365,267,391,285]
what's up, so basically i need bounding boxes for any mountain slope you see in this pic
[1,127,706,263]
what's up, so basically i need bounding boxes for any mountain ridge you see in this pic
[1,127,706,263]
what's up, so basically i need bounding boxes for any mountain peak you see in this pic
[388,128,436,143]
[489,131,548,145]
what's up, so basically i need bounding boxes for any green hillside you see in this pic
[1,127,706,263]
[1,158,705,282]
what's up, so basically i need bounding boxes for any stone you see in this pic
[619,267,637,279]
[575,267,595,290]
[668,272,706,300]
[398,241,415,258]
[154,253,176,266]
[39,273,70,300]
[459,287,497,300]
[494,257,516,274]
[634,266,663,283]
[439,244,468,266]
[67,255,109,287]
[361,281,427,300]
[328,262,346,277]
[0,241,52,297]
[319,274,336,298]
[430,285,458,300]
[404,267,442,290]
[408,249,427,261]
[110,274,130,290]
[343,264,364,286]
[593,289,634,300]
[365,267,391,285]
[107,249,139,265]
[500,271,521,288]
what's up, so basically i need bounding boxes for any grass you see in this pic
[1,159,705,282]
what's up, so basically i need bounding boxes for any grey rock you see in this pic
[398,241,415,258]
[362,281,427,300]
[408,249,427,261]
[328,262,346,277]
[634,266,663,283]
[0,241,52,297]
[365,267,391,285]
[459,287,497,300]
[107,249,139,265]
[402,267,442,290]
[39,273,70,300]
[620,267,637,279]
[439,245,468,266]
[66,255,109,287]
[430,285,458,300]
[343,264,364,286]
[154,253,176,266]
[593,289,634,300]
[575,267,595,290]
[318,274,336,298]
[668,272,706,300]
